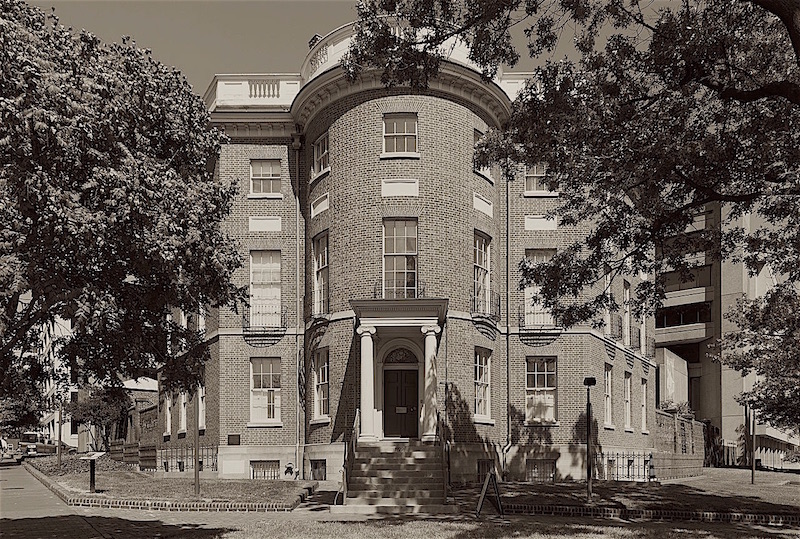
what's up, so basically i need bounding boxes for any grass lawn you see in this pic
[28,454,314,505]
[445,467,800,518]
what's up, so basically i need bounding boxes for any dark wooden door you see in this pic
[383,369,419,438]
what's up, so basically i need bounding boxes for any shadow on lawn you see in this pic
[482,480,800,516]
[353,514,800,539]
[0,516,233,539]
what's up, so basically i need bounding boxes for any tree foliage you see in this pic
[0,0,245,399]
[345,0,800,426]
[64,386,131,451]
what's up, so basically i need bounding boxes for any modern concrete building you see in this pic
[157,22,673,506]
[654,206,799,467]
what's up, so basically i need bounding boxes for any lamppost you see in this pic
[584,376,597,503]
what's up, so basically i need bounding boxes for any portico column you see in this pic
[421,325,441,442]
[356,325,377,441]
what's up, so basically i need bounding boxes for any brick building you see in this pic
[158,22,660,492]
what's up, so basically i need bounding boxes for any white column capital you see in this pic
[356,325,376,336]
[421,325,441,336]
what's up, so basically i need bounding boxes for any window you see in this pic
[313,132,329,175]
[473,130,491,179]
[70,391,79,435]
[197,386,206,430]
[660,265,712,292]
[624,372,632,430]
[524,163,550,193]
[198,310,206,334]
[604,364,613,426]
[251,358,281,423]
[314,349,329,418]
[473,232,491,313]
[250,251,281,327]
[474,347,491,419]
[383,113,417,153]
[641,378,648,432]
[165,395,172,434]
[383,219,418,298]
[313,233,329,315]
[526,357,557,423]
[179,392,187,432]
[251,160,281,195]
[623,281,631,346]
[655,302,712,328]
[523,249,557,326]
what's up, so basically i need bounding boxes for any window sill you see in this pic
[625,427,634,433]
[162,434,171,442]
[524,191,559,198]
[525,421,560,427]
[380,151,420,160]
[247,193,283,200]
[198,428,206,436]
[604,424,616,431]
[177,430,186,439]
[473,417,495,426]
[474,169,494,184]
[641,430,650,435]
[247,422,283,428]
[310,417,331,426]
[310,168,330,184]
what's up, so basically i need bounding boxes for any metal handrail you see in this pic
[342,408,360,505]
[436,410,448,503]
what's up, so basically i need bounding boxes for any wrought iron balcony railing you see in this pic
[373,280,426,299]
[518,301,559,329]
[471,289,500,321]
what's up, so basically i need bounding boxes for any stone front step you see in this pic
[349,475,442,485]
[347,489,445,499]
[330,503,459,515]
[350,464,442,474]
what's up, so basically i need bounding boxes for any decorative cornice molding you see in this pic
[291,62,512,129]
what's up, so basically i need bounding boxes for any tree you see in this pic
[64,386,131,451]
[0,0,245,400]
[344,0,800,425]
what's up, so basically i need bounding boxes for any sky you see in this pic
[26,0,562,97]
[29,1,361,94]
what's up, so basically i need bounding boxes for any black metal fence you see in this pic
[594,452,653,482]
[158,445,218,473]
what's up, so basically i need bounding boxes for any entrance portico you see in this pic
[351,299,448,443]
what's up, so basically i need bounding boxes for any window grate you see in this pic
[525,458,556,482]
[311,459,327,480]
[251,460,281,480]
[477,459,494,483]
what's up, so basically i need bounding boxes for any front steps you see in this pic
[329,440,458,515]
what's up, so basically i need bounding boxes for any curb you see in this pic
[23,463,310,513]
[502,502,800,525]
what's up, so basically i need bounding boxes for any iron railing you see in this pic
[158,445,218,473]
[518,302,559,328]
[606,313,623,341]
[436,410,449,502]
[471,290,501,320]
[373,280,426,299]
[594,451,653,482]
[630,325,641,350]
[242,301,286,329]
[342,408,360,506]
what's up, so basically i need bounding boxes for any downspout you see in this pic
[502,163,512,479]
[292,133,302,478]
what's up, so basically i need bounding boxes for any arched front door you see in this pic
[383,347,419,438]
